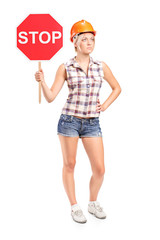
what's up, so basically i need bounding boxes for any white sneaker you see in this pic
[88,201,107,219]
[71,204,87,224]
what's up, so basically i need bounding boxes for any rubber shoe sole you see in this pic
[88,210,106,219]
[72,218,87,224]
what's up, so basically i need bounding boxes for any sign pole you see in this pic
[38,61,41,104]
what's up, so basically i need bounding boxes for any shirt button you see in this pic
[87,84,90,88]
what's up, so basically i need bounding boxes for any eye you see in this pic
[82,38,87,42]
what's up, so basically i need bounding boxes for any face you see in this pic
[75,32,95,54]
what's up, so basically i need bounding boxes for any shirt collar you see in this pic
[66,56,101,68]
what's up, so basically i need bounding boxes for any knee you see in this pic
[94,166,105,177]
[63,160,76,172]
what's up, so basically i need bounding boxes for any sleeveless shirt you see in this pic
[61,56,104,118]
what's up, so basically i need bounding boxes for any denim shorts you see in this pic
[57,114,103,138]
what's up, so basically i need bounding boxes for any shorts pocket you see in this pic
[60,114,73,123]
[89,118,99,125]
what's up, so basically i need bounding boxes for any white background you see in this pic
[0,0,160,239]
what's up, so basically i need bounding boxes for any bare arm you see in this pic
[49,64,67,102]
[35,64,66,103]
[98,62,122,112]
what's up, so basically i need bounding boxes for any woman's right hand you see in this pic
[35,69,45,83]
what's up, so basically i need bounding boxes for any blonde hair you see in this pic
[73,33,84,52]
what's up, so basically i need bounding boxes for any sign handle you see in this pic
[38,61,41,104]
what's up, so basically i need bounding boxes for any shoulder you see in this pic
[101,61,114,72]
[101,61,113,75]
[101,61,117,83]
[58,56,74,69]
[64,57,74,67]
[90,57,102,66]
[90,57,104,77]
[90,58,104,74]
[57,63,66,72]
[101,61,109,69]
[56,63,67,79]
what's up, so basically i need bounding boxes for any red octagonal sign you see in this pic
[17,14,63,60]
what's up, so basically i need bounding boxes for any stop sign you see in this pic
[17,14,63,60]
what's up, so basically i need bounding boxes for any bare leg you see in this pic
[81,137,105,201]
[58,135,79,205]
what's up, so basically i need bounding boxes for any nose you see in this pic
[87,39,92,45]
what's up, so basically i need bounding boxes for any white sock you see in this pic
[71,203,80,211]
[89,201,97,204]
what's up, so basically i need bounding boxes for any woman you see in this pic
[35,20,121,224]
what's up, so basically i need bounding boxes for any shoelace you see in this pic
[95,204,103,212]
[74,209,83,216]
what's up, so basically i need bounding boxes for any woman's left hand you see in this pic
[96,99,105,112]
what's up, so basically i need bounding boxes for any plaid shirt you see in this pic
[61,56,104,118]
